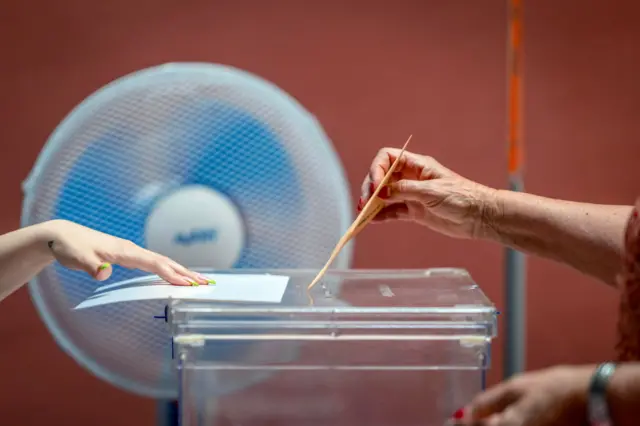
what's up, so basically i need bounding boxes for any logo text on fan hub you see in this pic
[174,228,218,246]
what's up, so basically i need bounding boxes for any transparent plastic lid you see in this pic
[171,268,497,343]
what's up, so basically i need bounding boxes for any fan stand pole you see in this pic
[157,400,179,426]
[504,0,526,379]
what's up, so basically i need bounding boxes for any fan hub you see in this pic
[145,184,246,269]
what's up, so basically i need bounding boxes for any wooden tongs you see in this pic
[307,135,412,292]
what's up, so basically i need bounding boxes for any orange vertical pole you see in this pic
[508,0,524,179]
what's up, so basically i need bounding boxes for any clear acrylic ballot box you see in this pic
[170,268,497,426]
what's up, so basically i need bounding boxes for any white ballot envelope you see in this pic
[74,273,290,310]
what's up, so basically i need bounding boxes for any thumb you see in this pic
[386,179,429,203]
[75,254,112,281]
[94,262,113,281]
[50,243,113,281]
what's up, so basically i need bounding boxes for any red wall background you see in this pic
[1,0,639,424]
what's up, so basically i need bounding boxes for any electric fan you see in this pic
[21,63,353,401]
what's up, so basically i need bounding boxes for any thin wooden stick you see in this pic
[306,135,412,292]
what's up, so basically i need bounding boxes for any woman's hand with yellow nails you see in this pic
[40,220,208,286]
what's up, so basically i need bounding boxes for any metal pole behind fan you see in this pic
[504,0,526,379]
[157,400,178,426]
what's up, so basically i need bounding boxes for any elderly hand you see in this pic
[451,365,594,426]
[358,148,498,239]
[43,219,209,286]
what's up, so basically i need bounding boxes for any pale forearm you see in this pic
[0,222,55,302]
[483,190,632,286]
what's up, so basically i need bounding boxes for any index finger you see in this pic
[467,381,522,421]
[106,244,194,285]
[133,250,207,285]
[369,148,428,187]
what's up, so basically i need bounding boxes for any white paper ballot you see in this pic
[74,274,290,310]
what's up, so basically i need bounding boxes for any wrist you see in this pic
[476,187,505,242]
[31,220,64,262]
[546,365,594,423]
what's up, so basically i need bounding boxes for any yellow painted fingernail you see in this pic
[98,263,111,271]
[190,281,199,286]
[207,279,216,285]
